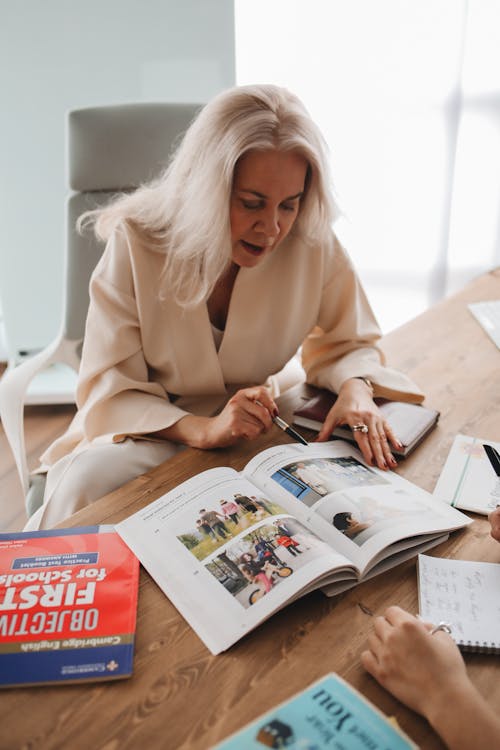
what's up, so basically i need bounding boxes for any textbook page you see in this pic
[244,441,471,578]
[116,467,353,655]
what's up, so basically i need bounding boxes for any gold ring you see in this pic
[352,423,369,434]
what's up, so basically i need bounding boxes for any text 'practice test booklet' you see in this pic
[433,434,500,514]
[0,526,139,687]
[116,441,470,654]
[213,673,417,749]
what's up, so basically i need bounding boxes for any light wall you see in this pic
[0,0,235,360]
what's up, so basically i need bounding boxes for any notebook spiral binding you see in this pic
[460,640,500,654]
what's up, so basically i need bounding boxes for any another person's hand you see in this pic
[361,606,467,718]
[361,606,500,750]
[488,506,500,542]
[316,379,401,469]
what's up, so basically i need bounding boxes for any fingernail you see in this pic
[273,407,279,417]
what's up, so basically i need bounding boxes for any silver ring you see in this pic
[430,621,452,635]
[352,423,369,434]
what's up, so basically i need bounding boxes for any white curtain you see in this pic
[235,0,500,332]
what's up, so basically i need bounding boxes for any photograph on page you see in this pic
[204,517,325,609]
[244,441,471,573]
[116,466,348,653]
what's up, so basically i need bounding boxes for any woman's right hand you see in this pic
[361,605,468,719]
[361,605,500,749]
[203,386,278,448]
[157,386,278,449]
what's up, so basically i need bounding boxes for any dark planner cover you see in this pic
[293,389,439,457]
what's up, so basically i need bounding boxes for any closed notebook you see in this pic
[418,554,500,653]
[292,389,439,457]
[0,525,139,687]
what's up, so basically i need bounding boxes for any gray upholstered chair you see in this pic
[0,102,201,516]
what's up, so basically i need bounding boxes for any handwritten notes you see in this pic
[418,554,500,651]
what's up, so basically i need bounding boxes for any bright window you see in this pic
[235,0,500,332]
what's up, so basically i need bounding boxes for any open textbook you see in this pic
[116,441,470,654]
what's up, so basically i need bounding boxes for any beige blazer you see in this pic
[41,224,424,465]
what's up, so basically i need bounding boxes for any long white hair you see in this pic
[82,84,338,307]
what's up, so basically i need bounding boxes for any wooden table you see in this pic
[2,270,500,750]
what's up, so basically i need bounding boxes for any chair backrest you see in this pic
[63,102,202,345]
[0,102,203,514]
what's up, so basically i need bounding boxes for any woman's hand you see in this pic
[203,386,278,447]
[488,506,500,542]
[157,386,278,449]
[361,606,500,750]
[361,606,468,718]
[316,379,401,469]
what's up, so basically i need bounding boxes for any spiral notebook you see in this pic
[417,554,500,653]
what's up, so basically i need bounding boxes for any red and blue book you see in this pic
[0,525,139,687]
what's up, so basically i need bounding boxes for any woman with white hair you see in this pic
[27,84,423,530]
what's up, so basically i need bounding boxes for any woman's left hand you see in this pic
[316,379,402,470]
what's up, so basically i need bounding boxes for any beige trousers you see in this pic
[24,356,306,532]
[24,438,181,531]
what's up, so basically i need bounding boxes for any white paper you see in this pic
[418,554,500,649]
[433,434,500,515]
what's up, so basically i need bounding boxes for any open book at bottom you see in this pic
[213,672,417,749]
[116,441,470,654]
